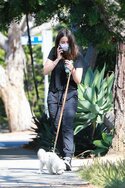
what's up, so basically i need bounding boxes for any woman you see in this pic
[43,28,84,171]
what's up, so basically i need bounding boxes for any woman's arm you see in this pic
[65,60,83,84]
[71,67,83,84]
[43,46,63,75]
[43,58,60,75]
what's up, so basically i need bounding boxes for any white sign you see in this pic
[21,36,42,45]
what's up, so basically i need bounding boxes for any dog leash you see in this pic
[53,72,71,152]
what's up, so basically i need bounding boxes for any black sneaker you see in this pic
[63,157,72,171]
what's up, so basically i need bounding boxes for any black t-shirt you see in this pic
[48,47,84,92]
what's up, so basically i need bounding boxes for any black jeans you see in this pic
[47,90,78,158]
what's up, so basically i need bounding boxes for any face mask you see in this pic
[59,43,69,52]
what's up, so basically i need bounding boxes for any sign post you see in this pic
[21,32,52,116]
[42,29,52,116]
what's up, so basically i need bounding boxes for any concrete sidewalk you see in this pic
[0,131,94,188]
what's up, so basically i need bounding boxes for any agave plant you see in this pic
[28,113,54,152]
[74,65,114,139]
[93,131,113,156]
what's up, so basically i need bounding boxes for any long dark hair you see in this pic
[55,28,78,60]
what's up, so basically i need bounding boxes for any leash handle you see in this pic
[53,72,71,152]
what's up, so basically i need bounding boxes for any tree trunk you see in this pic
[109,42,125,154]
[0,22,35,132]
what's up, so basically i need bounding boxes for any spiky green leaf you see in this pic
[93,140,108,149]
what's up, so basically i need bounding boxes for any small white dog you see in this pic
[37,148,66,175]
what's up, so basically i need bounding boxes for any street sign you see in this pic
[21,36,42,45]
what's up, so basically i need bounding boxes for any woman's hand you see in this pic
[65,60,74,72]
[65,59,83,84]
[57,46,63,60]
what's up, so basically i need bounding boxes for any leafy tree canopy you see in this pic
[0,0,125,49]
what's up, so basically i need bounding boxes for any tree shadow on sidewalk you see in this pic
[0,141,36,160]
